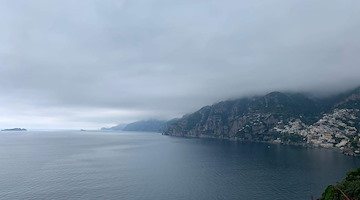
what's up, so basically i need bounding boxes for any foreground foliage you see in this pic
[319,168,360,200]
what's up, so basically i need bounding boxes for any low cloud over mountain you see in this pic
[1,0,359,129]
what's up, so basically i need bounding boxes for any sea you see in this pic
[0,131,359,200]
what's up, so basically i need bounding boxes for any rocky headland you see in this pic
[164,87,360,156]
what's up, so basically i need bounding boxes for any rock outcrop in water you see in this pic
[164,87,360,156]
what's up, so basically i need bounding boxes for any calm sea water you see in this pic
[0,131,359,200]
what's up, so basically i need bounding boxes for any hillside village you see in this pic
[273,108,360,155]
[165,87,360,156]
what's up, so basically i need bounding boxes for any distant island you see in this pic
[1,128,27,131]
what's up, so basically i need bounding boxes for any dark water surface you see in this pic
[0,131,359,200]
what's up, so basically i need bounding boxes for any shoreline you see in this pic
[164,133,360,157]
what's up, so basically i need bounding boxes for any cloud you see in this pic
[0,0,360,129]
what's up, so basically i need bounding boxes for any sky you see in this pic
[1,0,360,129]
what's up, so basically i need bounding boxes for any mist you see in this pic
[1,0,360,129]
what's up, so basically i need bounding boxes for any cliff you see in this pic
[164,87,360,155]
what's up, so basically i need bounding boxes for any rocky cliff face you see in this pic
[164,87,360,155]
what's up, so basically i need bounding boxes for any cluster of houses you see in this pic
[273,109,360,153]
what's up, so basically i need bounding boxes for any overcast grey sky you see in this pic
[1,0,360,129]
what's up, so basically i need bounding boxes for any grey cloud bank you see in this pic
[0,0,360,129]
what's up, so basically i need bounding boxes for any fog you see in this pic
[1,0,360,129]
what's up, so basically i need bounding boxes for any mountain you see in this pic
[101,118,179,132]
[101,124,127,131]
[123,119,179,132]
[318,168,360,200]
[123,120,165,132]
[164,87,360,155]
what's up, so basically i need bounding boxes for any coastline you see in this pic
[164,133,359,157]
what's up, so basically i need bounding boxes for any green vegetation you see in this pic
[164,87,360,154]
[319,168,360,200]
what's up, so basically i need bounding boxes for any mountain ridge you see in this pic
[102,119,178,132]
[123,120,167,132]
[164,86,360,156]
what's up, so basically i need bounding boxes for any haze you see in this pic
[1,0,360,129]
